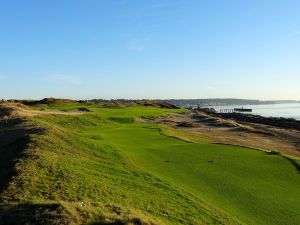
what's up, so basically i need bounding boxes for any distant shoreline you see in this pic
[195,107,300,130]
[209,103,300,121]
[162,99,300,107]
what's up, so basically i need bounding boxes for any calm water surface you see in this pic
[212,103,300,120]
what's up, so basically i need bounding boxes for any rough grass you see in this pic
[1,103,299,225]
[0,104,232,225]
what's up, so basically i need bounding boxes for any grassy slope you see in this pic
[1,103,300,224]
[1,104,234,225]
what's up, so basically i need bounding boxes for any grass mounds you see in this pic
[19,98,77,106]
[0,102,31,118]
[1,103,300,225]
[135,101,179,109]
[156,102,180,109]
[102,102,127,108]
[101,101,179,110]
[39,98,77,105]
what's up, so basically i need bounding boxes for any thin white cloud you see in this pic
[47,74,81,85]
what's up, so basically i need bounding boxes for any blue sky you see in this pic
[0,0,299,100]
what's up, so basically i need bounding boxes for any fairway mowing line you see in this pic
[213,142,267,152]
[141,126,194,144]
[278,155,300,174]
[158,128,194,143]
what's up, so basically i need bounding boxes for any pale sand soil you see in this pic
[156,112,300,158]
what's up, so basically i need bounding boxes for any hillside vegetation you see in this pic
[0,102,299,225]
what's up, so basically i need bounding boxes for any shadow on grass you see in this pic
[0,118,42,195]
[267,151,300,174]
[90,222,126,225]
[89,218,144,225]
[0,202,148,225]
[282,156,300,174]
[0,203,73,225]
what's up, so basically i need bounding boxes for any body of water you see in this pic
[211,103,300,120]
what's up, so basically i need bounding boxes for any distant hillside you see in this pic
[6,98,298,108]
[7,98,77,106]
[274,100,300,104]
[156,99,299,107]
[87,98,299,107]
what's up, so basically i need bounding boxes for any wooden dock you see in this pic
[219,108,252,113]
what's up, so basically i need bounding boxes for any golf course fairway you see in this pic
[82,122,300,225]
[2,103,299,225]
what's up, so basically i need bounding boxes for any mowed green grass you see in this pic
[22,104,300,224]
[97,126,300,225]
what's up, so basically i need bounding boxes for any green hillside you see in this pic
[0,103,299,225]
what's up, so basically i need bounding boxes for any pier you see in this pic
[219,107,253,113]
[219,109,235,113]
